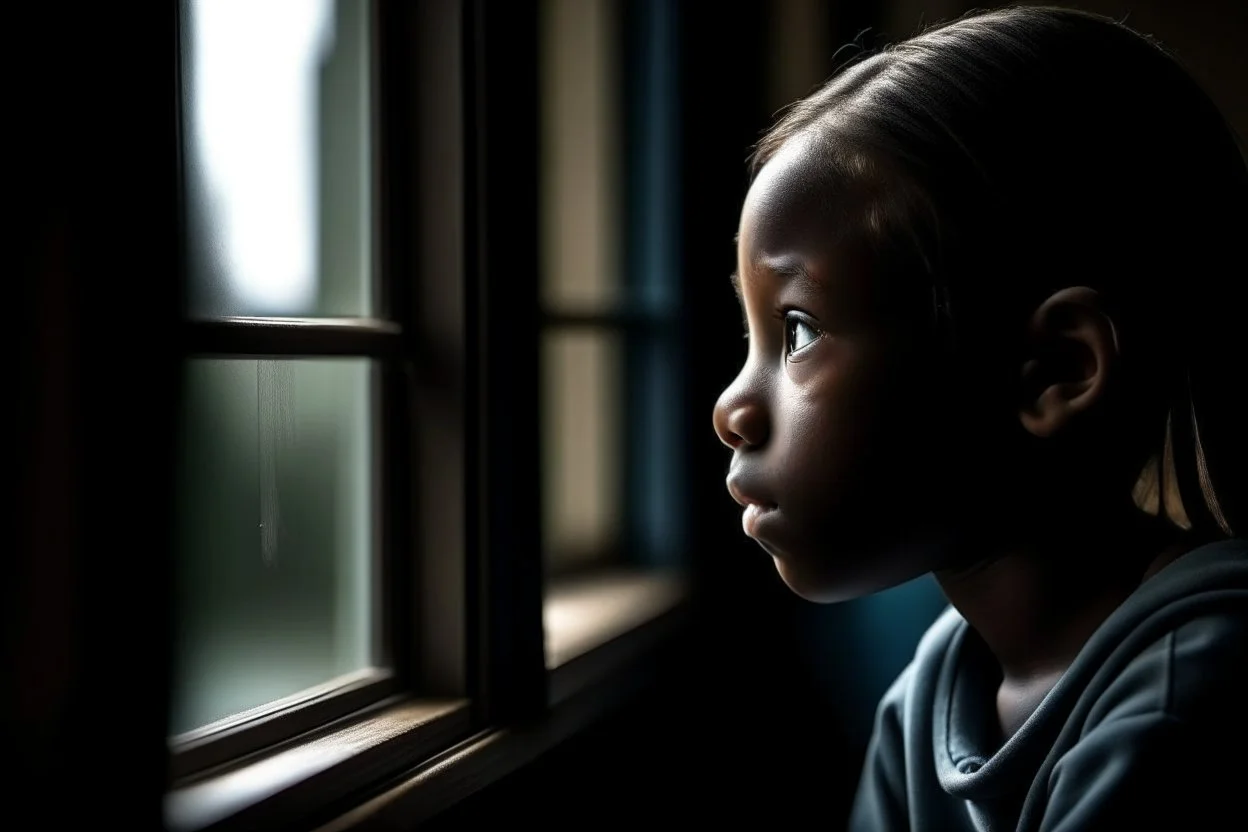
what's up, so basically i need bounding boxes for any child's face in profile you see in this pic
[713,136,958,602]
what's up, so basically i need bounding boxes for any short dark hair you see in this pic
[749,4,1248,537]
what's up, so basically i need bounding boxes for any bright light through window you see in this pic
[182,0,372,318]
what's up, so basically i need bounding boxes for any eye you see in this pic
[785,311,821,356]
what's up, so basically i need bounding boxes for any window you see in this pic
[172,0,391,747]
[167,1,469,825]
[538,0,688,690]
[159,1,687,828]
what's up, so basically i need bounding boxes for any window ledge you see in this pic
[167,569,687,832]
[165,699,470,832]
[544,566,687,704]
[312,568,688,830]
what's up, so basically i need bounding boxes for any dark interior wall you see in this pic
[11,4,179,823]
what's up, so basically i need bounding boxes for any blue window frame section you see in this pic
[623,0,685,569]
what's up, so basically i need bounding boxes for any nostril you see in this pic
[713,416,742,451]
[726,404,768,449]
[714,382,768,450]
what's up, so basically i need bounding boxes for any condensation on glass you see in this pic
[180,0,373,318]
[172,358,377,735]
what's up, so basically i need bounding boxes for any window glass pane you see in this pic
[172,358,377,735]
[542,331,622,570]
[180,0,373,318]
[540,0,622,312]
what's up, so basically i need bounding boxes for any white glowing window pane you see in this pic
[181,0,372,318]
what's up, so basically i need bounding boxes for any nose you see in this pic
[713,373,769,450]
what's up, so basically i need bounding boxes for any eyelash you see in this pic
[742,310,823,355]
[782,309,822,357]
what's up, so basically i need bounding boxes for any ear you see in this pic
[1019,286,1119,439]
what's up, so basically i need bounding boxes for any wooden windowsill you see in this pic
[165,699,470,832]
[316,567,689,830]
[544,566,687,703]
[165,567,687,832]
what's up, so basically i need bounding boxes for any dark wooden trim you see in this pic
[374,0,416,696]
[406,0,471,696]
[182,316,402,357]
[169,670,400,783]
[166,700,472,832]
[465,0,548,726]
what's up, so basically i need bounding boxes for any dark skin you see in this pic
[712,135,1202,741]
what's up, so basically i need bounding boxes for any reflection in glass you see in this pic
[180,0,372,318]
[172,358,376,735]
[542,331,622,570]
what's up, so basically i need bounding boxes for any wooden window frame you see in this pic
[163,2,687,829]
[166,1,472,827]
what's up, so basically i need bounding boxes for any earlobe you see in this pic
[1018,287,1119,439]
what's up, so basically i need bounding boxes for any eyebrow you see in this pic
[730,257,819,296]
[729,235,822,314]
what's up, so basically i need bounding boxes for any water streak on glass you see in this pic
[258,360,297,565]
[173,358,376,734]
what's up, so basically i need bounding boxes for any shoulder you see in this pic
[1083,604,1248,732]
[1085,538,1248,727]
[1028,565,1248,829]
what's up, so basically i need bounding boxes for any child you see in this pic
[712,5,1247,830]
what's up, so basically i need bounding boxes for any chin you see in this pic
[770,537,944,604]
[772,556,872,604]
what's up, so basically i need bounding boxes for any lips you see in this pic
[741,501,778,537]
[726,473,778,539]
[726,476,776,511]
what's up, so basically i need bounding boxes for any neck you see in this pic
[934,506,1196,685]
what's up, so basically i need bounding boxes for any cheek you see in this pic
[775,344,946,516]
[771,354,881,497]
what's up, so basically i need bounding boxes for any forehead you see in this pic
[738,135,878,279]
[738,134,862,269]
[734,136,920,326]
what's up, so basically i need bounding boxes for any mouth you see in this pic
[726,479,778,537]
[726,477,773,508]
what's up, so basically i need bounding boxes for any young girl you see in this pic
[712,5,1247,829]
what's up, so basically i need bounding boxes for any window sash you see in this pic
[167,0,445,781]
